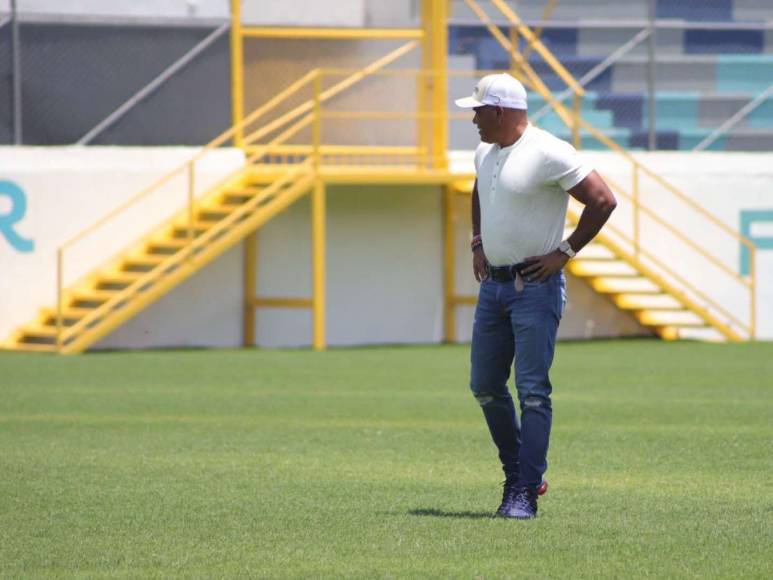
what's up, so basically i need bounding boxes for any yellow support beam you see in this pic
[312,179,327,351]
[430,0,449,169]
[242,27,424,40]
[251,297,313,309]
[443,184,456,342]
[243,231,257,346]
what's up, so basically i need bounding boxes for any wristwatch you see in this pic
[558,240,576,259]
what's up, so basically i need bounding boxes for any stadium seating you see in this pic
[448,0,773,150]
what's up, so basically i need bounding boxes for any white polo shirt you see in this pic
[474,123,592,266]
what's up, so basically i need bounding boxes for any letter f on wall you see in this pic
[0,181,35,253]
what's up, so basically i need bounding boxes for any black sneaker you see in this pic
[508,487,539,520]
[495,474,520,517]
[495,477,548,518]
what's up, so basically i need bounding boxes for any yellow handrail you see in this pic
[600,174,750,285]
[242,40,419,145]
[521,0,558,61]
[59,161,314,345]
[463,0,573,126]
[486,0,584,97]
[241,27,424,40]
[60,69,319,252]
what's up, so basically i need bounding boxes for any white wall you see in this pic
[1,147,771,350]
[0,146,245,345]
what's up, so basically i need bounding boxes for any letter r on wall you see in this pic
[0,180,35,253]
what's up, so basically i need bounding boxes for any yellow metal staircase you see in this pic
[562,218,742,342]
[9,164,314,353]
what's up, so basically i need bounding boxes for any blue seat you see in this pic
[677,129,728,151]
[656,0,733,21]
[594,93,644,130]
[647,93,701,131]
[745,98,773,128]
[685,29,764,54]
[630,130,680,150]
[716,55,773,92]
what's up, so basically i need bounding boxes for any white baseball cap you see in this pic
[454,73,528,110]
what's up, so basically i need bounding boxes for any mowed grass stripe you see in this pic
[0,340,771,578]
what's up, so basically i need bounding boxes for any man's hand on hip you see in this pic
[522,250,569,282]
[473,247,489,282]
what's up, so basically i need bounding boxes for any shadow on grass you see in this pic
[408,508,493,520]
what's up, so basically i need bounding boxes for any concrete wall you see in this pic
[0,146,246,345]
[1,147,772,350]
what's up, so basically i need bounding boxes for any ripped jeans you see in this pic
[470,271,566,490]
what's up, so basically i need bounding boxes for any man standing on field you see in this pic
[455,73,617,519]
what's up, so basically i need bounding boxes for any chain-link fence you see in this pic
[3,1,773,149]
[0,13,13,144]
[0,7,230,146]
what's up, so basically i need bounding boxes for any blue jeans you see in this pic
[470,271,566,490]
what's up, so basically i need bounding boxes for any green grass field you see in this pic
[1,340,771,578]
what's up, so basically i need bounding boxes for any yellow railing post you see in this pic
[632,164,640,259]
[312,178,327,351]
[56,248,63,351]
[187,161,195,254]
[443,184,456,342]
[231,0,244,147]
[419,0,433,167]
[310,68,326,351]
[430,0,448,170]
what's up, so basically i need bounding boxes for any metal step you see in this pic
[71,289,120,308]
[637,309,705,327]
[198,208,232,221]
[122,254,167,272]
[569,260,639,277]
[41,308,91,326]
[613,293,683,311]
[590,277,661,294]
[19,325,58,344]
[95,272,143,290]
[146,239,188,254]
[221,187,264,205]
[3,342,57,352]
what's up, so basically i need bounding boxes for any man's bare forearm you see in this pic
[566,203,615,253]
[566,172,617,253]
[472,180,481,236]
